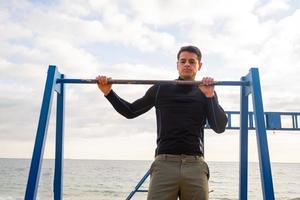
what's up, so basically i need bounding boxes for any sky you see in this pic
[0,0,300,163]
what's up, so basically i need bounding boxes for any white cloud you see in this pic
[0,22,33,41]
[129,0,258,26]
[34,37,101,76]
[1,0,300,161]
[9,1,177,53]
[255,0,291,17]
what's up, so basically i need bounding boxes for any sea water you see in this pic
[0,158,299,200]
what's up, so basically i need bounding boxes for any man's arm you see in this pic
[105,88,155,119]
[198,77,227,133]
[206,94,228,133]
[96,76,156,119]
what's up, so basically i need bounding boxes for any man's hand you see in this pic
[96,75,112,96]
[198,77,215,98]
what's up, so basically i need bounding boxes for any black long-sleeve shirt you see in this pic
[105,81,227,156]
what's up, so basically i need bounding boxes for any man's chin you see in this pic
[180,75,194,80]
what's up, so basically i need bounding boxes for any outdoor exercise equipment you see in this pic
[24,65,300,200]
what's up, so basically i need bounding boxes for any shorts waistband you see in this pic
[155,154,204,162]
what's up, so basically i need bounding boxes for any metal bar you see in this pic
[56,78,249,86]
[25,65,58,200]
[239,76,249,200]
[250,68,275,200]
[207,111,300,131]
[249,112,254,129]
[292,114,296,129]
[136,190,148,192]
[54,74,65,200]
[227,113,232,129]
[219,127,300,131]
[126,170,150,200]
[266,127,300,131]
[272,112,300,115]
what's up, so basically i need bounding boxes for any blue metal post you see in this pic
[249,68,275,200]
[54,74,65,200]
[239,76,250,200]
[249,112,254,129]
[292,114,296,129]
[227,113,232,129]
[126,170,150,200]
[25,65,59,200]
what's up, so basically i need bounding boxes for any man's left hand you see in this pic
[198,77,215,98]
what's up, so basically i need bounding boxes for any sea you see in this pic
[0,158,299,200]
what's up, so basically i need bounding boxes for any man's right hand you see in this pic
[96,75,112,96]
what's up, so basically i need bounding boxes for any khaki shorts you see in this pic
[147,154,210,200]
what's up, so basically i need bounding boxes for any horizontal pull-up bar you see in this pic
[56,79,250,86]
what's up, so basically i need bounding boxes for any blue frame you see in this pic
[54,73,65,200]
[126,170,150,200]
[249,68,275,200]
[223,111,299,130]
[26,66,298,200]
[25,66,60,200]
[239,76,249,200]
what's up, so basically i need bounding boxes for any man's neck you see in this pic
[178,76,195,81]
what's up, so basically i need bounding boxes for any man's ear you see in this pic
[198,62,202,71]
[176,61,180,70]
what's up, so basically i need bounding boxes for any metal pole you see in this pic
[57,79,249,86]
[126,170,150,200]
[239,76,250,200]
[250,68,275,200]
[54,74,65,200]
[25,65,58,200]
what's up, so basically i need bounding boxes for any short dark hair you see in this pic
[177,45,202,62]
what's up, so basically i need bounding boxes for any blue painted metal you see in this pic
[292,115,295,128]
[227,113,232,128]
[295,114,298,128]
[126,170,150,200]
[26,66,300,200]
[266,112,281,129]
[249,68,275,200]
[25,65,59,200]
[249,112,254,129]
[54,74,65,200]
[221,111,300,131]
[239,76,249,200]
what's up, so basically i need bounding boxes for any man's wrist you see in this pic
[205,94,214,98]
[205,92,215,98]
[104,89,112,96]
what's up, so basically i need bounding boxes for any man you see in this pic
[97,46,227,200]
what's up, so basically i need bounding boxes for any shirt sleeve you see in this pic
[206,92,228,133]
[105,85,157,119]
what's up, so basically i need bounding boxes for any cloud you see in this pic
[0,0,299,160]
[129,0,258,26]
[255,0,291,17]
[18,1,177,52]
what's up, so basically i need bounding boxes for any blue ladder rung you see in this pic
[136,190,148,192]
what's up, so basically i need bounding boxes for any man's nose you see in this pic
[184,62,191,68]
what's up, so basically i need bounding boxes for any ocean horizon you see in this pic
[0,158,299,200]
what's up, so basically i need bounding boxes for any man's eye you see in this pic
[180,60,186,64]
[189,61,196,64]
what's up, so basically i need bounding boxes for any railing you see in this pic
[223,111,300,130]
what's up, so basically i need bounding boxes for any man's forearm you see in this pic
[206,97,228,133]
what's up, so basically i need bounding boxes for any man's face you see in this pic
[177,51,202,80]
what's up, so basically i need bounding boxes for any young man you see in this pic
[97,46,227,200]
